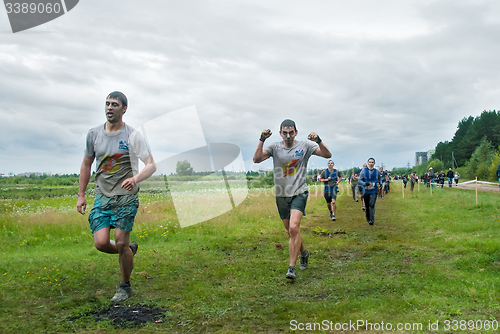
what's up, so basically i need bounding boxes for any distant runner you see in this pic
[446,168,454,187]
[359,163,367,211]
[350,173,359,202]
[358,158,381,226]
[410,171,417,192]
[318,160,341,221]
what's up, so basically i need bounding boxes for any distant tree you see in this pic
[391,167,411,176]
[451,115,474,166]
[465,136,494,180]
[43,177,54,186]
[432,111,500,167]
[427,159,444,173]
[176,160,194,176]
[487,148,500,182]
[260,171,274,187]
[433,140,452,167]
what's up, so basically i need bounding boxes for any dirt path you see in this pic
[455,182,500,193]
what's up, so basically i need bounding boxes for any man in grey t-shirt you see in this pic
[77,91,156,303]
[253,119,331,280]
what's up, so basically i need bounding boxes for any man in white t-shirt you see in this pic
[77,91,156,303]
[253,119,331,279]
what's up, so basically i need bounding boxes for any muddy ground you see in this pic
[73,304,166,328]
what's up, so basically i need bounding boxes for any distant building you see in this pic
[415,152,428,166]
[16,172,44,177]
[258,167,271,175]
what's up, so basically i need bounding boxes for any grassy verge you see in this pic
[1,181,500,333]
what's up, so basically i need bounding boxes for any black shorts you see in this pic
[324,190,337,203]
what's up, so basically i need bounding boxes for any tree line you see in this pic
[429,110,500,181]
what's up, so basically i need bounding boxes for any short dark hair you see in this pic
[368,157,375,163]
[280,119,297,131]
[107,91,128,107]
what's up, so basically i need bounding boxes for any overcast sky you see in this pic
[1,0,499,175]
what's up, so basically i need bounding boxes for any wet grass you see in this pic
[1,181,500,333]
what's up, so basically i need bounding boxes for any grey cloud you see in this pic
[1,0,500,173]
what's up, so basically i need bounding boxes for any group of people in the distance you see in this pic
[317,163,392,225]
[421,167,460,188]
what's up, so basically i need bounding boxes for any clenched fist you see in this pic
[260,129,272,142]
[308,132,322,143]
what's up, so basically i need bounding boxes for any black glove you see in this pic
[365,182,371,187]
[260,129,271,142]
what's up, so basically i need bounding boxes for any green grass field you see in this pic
[1,181,500,333]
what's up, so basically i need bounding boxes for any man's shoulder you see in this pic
[123,123,137,132]
[86,124,104,141]
[264,141,282,154]
[88,123,105,133]
[299,140,318,149]
[271,141,284,148]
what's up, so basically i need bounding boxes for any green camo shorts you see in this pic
[88,193,139,235]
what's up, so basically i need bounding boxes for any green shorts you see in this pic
[88,193,139,235]
[275,191,308,220]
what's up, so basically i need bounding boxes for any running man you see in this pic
[358,158,381,226]
[318,160,341,220]
[77,91,156,303]
[253,119,331,280]
[378,167,385,198]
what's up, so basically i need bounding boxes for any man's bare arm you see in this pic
[77,155,94,214]
[308,132,332,159]
[253,141,270,163]
[313,141,332,159]
[253,129,272,163]
[121,154,157,191]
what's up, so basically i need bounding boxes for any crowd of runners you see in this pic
[313,163,464,228]
[251,119,407,280]
[76,97,468,296]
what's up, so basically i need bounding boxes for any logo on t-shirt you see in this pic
[295,149,304,157]
[282,159,299,177]
[119,140,129,150]
[101,154,124,173]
